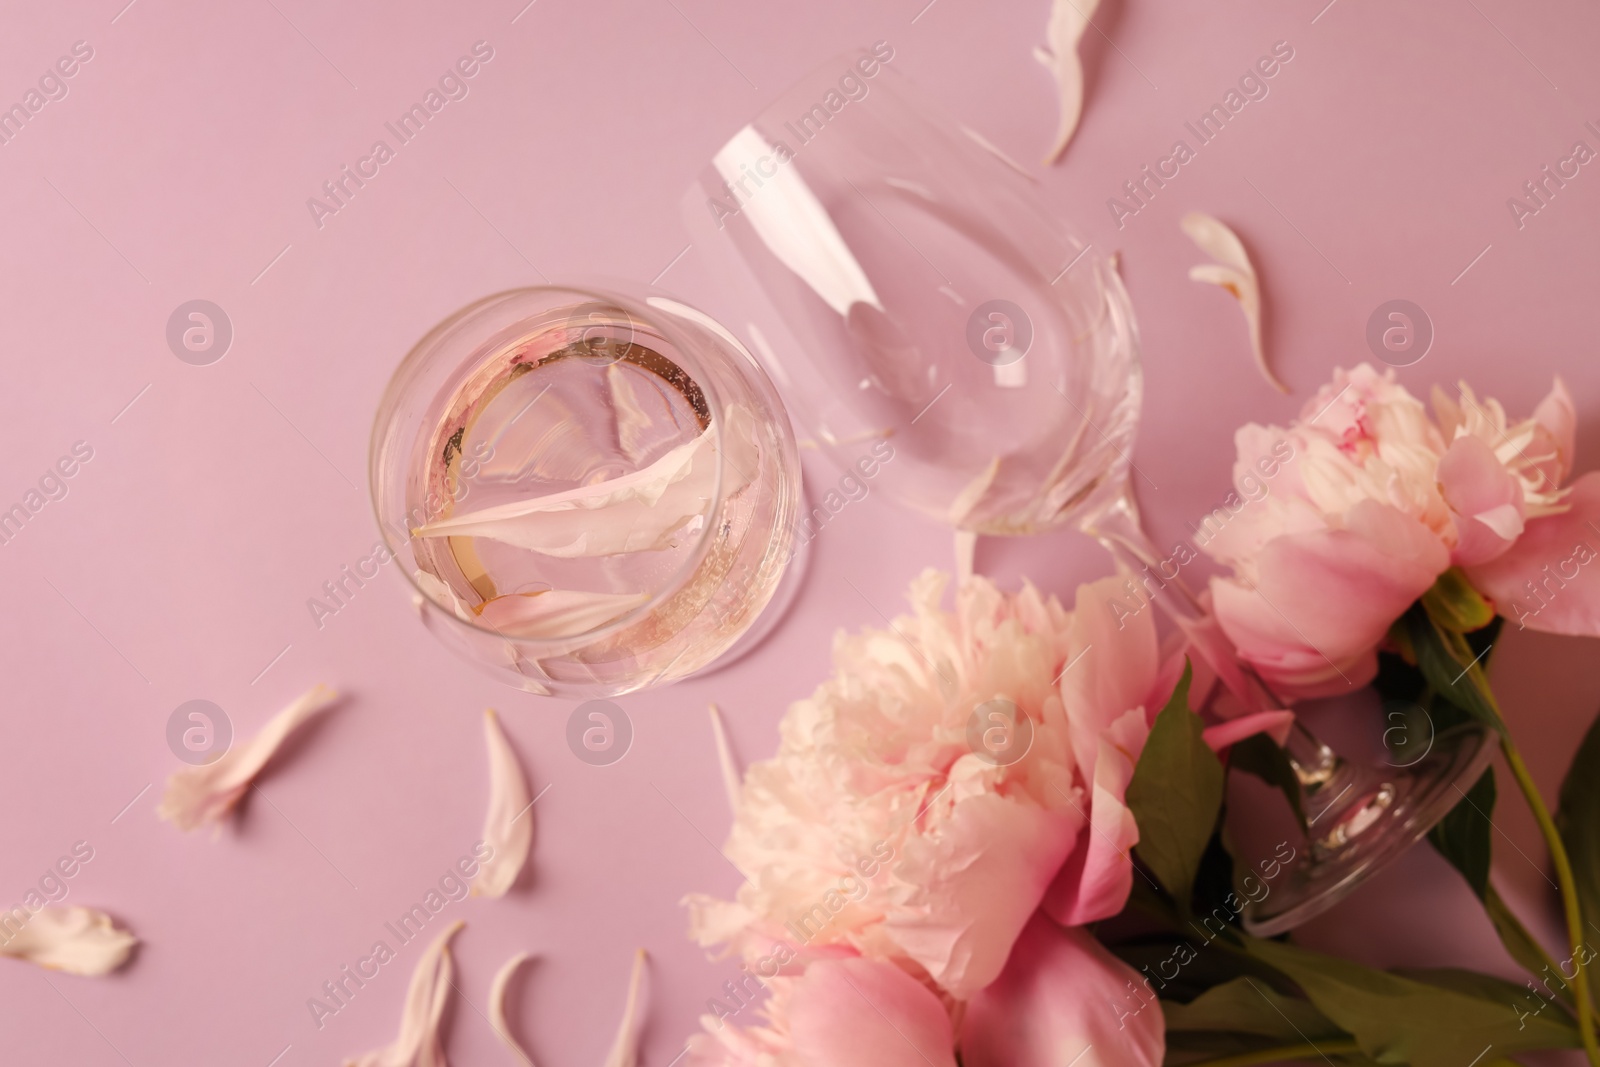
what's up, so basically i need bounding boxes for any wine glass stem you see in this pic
[1082,483,1352,789]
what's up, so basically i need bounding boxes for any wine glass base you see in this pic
[1242,722,1498,936]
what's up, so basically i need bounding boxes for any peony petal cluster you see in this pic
[684,570,1182,1067]
[1201,362,1600,700]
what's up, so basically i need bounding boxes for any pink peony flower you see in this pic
[687,956,959,1067]
[961,913,1165,1067]
[687,918,1164,1067]
[1201,363,1593,699]
[684,571,1175,1005]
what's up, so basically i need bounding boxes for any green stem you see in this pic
[1178,1040,1362,1067]
[1440,623,1600,1066]
[1499,729,1600,1066]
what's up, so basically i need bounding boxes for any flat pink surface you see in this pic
[3,0,1599,1062]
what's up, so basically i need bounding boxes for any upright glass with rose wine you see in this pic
[370,284,802,699]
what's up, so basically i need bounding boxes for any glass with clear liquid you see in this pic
[370,285,802,698]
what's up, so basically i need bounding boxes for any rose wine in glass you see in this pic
[370,285,802,698]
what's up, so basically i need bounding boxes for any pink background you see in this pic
[2,0,1599,1062]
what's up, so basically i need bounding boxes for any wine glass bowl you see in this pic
[370,284,802,698]
[687,54,1140,535]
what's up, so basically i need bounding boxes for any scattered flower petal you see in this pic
[708,704,742,815]
[1038,0,1102,163]
[0,906,136,976]
[473,709,533,898]
[412,406,759,558]
[1182,212,1284,394]
[488,951,536,1067]
[344,920,463,1067]
[603,949,649,1067]
[158,685,339,833]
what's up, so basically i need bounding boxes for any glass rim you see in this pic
[367,282,741,652]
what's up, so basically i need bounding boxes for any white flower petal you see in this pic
[414,570,475,624]
[472,709,533,899]
[603,950,649,1067]
[708,704,741,814]
[607,363,655,466]
[158,685,339,833]
[0,906,136,976]
[1181,211,1253,274]
[1040,0,1102,162]
[474,589,650,640]
[1181,212,1285,394]
[412,406,759,558]
[344,920,463,1067]
[488,952,536,1067]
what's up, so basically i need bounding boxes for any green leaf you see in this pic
[1373,646,1428,706]
[1392,966,1561,1007]
[1191,823,1241,925]
[1427,766,1495,900]
[1243,937,1580,1067]
[1484,886,1564,993]
[1163,975,1347,1042]
[1107,936,1287,1006]
[1422,567,1497,633]
[1228,732,1306,828]
[1402,605,1504,729]
[1127,663,1225,909]
[1557,703,1600,938]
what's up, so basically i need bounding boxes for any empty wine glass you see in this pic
[686,52,1494,933]
[370,284,802,698]
[684,48,1138,536]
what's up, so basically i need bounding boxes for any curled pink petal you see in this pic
[475,588,649,639]
[1203,709,1295,751]
[603,950,649,1067]
[344,920,462,1067]
[962,913,1165,1067]
[472,709,533,898]
[883,793,1080,999]
[413,406,758,558]
[1438,434,1525,567]
[1182,213,1284,394]
[1062,576,1160,738]
[788,958,957,1067]
[158,685,339,833]
[1039,0,1103,163]
[487,952,535,1067]
[1211,501,1447,700]
[1043,709,1143,926]
[1468,470,1600,636]
[1533,376,1577,486]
